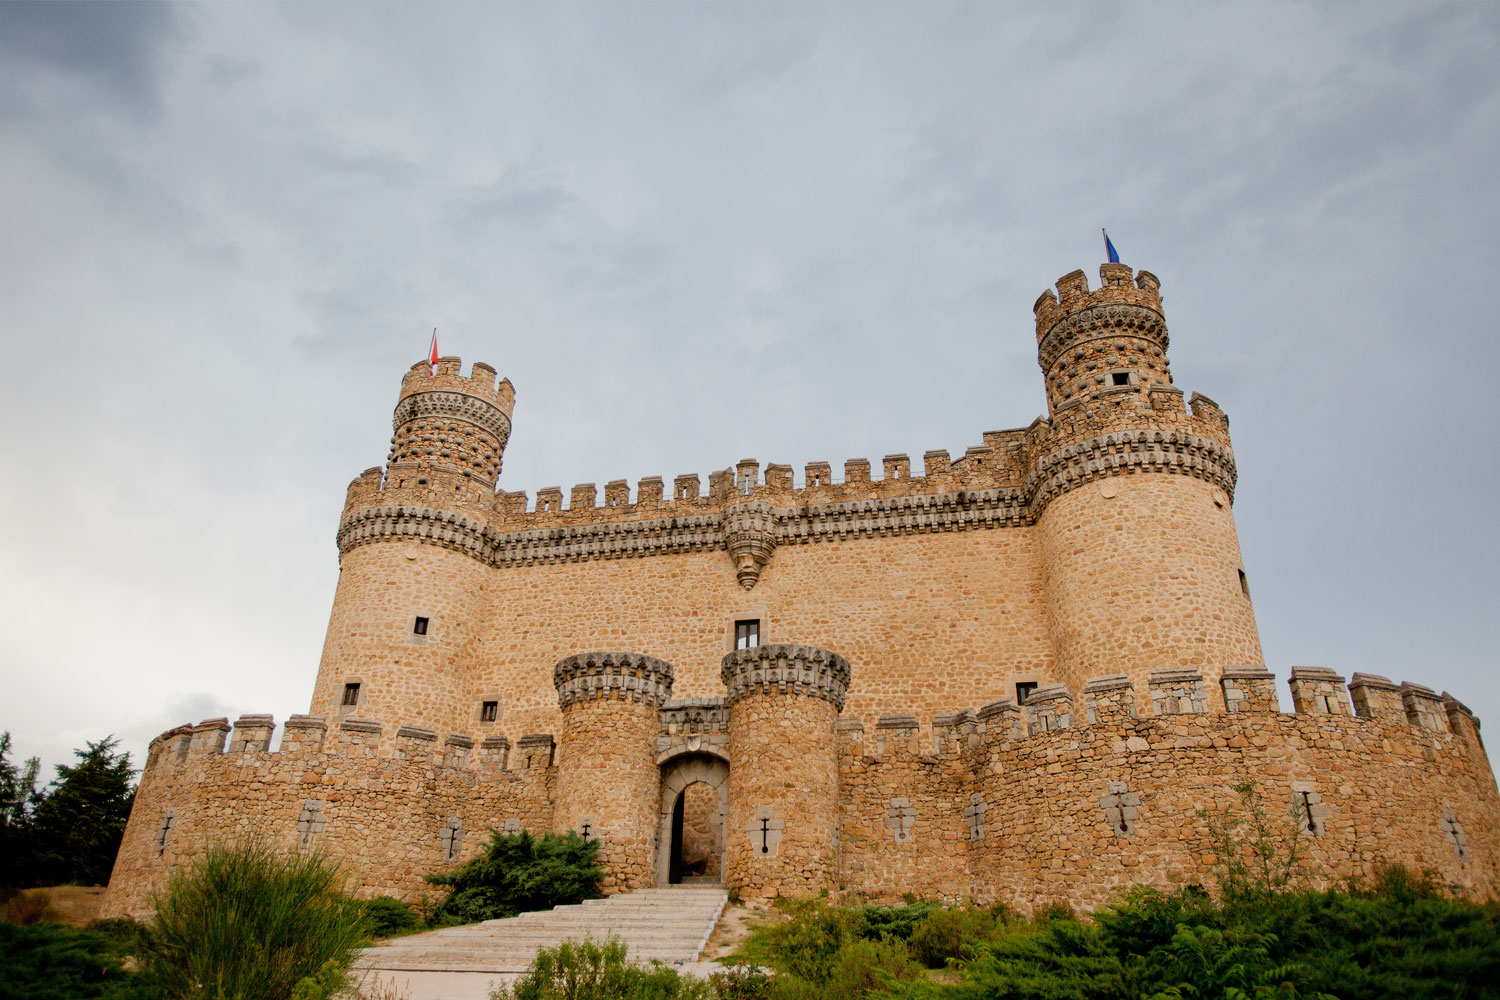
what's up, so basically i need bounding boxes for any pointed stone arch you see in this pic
[655,752,729,886]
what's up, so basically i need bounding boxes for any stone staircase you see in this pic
[357,887,729,975]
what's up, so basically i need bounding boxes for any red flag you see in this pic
[428,329,439,375]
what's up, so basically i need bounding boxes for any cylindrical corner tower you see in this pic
[552,652,674,892]
[1031,263,1263,711]
[307,357,514,733]
[722,644,850,898]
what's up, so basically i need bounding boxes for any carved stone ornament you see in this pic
[723,500,780,590]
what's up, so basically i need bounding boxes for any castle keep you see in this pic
[103,261,1500,916]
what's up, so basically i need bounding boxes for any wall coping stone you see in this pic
[396,725,437,741]
[1220,665,1274,679]
[1349,672,1400,691]
[1025,684,1072,705]
[1084,674,1133,693]
[877,714,920,730]
[285,714,327,730]
[341,719,382,733]
[445,734,475,748]
[1290,666,1344,681]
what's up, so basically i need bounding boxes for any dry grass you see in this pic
[700,899,774,962]
[0,885,107,926]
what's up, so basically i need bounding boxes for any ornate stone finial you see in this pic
[724,500,780,590]
[553,651,675,709]
[721,643,851,711]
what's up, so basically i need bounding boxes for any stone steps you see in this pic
[358,887,728,974]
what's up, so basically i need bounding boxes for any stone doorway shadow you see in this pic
[656,753,728,886]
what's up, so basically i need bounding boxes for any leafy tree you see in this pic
[0,731,42,888]
[426,829,603,924]
[28,736,136,886]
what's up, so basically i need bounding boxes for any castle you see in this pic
[102,260,1500,917]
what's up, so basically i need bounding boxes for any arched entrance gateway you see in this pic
[655,754,728,886]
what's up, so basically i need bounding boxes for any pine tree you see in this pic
[28,736,136,886]
[0,731,42,888]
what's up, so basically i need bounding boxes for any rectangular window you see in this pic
[1111,372,1130,386]
[1238,569,1251,598]
[341,683,360,707]
[735,619,760,650]
[1015,681,1038,705]
[480,701,498,723]
[413,616,429,635]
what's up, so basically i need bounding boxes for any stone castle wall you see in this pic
[102,664,1500,918]
[102,716,554,920]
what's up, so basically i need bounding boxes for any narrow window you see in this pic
[413,616,429,635]
[480,700,498,723]
[1238,570,1250,598]
[1016,681,1038,705]
[735,620,760,650]
[341,683,360,707]
[1112,372,1130,386]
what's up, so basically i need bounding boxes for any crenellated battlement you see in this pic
[397,357,516,418]
[1033,263,1163,344]
[835,666,1484,763]
[143,712,553,775]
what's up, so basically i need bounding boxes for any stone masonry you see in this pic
[101,260,1500,918]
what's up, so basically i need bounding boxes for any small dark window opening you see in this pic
[413,616,429,635]
[341,683,360,707]
[1016,681,1039,705]
[735,619,760,650]
[480,700,498,723]
[1111,372,1130,386]
[1238,570,1250,599]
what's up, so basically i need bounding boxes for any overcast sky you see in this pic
[2,2,1497,782]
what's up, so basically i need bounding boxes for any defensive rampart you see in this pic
[103,666,1499,918]
[101,715,556,920]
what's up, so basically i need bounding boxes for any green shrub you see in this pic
[909,907,1006,968]
[1,888,60,925]
[490,937,709,1000]
[732,899,862,985]
[826,938,922,997]
[360,896,424,938]
[141,841,369,1000]
[428,829,602,925]
[0,920,153,1000]
[706,964,775,1000]
[859,901,941,942]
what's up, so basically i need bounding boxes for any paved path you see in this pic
[355,887,728,999]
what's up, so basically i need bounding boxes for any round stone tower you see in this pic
[307,357,515,732]
[552,652,675,892]
[1031,263,1264,710]
[721,644,850,898]
[389,356,515,483]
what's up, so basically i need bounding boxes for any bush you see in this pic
[909,907,1006,968]
[141,841,370,1000]
[732,899,863,985]
[826,938,922,997]
[490,937,710,1000]
[859,902,942,943]
[0,920,153,1000]
[360,896,424,938]
[427,829,603,925]
[2,888,60,925]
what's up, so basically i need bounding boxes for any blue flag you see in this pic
[1103,229,1120,263]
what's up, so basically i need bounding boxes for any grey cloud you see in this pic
[0,0,182,115]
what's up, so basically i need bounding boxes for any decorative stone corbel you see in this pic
[723,500,780,590]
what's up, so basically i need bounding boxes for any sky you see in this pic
[1,2,1497,783]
